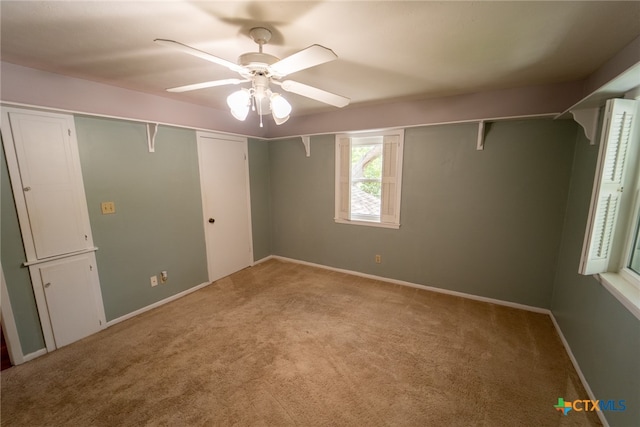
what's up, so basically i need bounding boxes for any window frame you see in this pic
[613,164,640,289]
[621,165,640,266]
[334,129,404,229]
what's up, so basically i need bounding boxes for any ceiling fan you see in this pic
[155,27,350,126]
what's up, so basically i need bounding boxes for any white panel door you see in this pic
[8,111,90,259]
[38,255,103,348]
[197,133,253,282]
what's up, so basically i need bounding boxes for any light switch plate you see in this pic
[101,201,116,214]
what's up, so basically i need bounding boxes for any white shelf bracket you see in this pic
[301,135,311,157]
[571,108,600,145]
[147,123,158,152]
[476,120,485,151]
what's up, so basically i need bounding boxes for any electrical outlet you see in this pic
[101,201,116,215]
[160,271,168,283]
[375,254,382,264]
[150,275,158,287]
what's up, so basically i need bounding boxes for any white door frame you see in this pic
[196,131,254,282]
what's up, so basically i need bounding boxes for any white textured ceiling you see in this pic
[1,1,640,116]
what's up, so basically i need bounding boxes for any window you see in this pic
[335,129,404,228]
[580,97,640,318]
[628,212,640,275]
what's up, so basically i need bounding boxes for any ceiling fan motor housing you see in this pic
[238,52,280,77]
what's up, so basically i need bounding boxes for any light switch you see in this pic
[101,201,116,215]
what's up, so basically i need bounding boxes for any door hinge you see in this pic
[68,129,71,136]
[85,234,88,241]
[90,265,93,271]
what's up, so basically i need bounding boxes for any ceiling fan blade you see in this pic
[280,80,350,108]
[166,79,246,93]
[270,45,338,77]
[155,39,245,74]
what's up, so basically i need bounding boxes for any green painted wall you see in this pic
[75,116,208,321]
[551,130,639,426]
[248,138,271,262]
[269,120,577,308]
[1,138,45,354]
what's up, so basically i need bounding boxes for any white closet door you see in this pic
[197,132,253,282]
[8,111,90,259]
[38,255,102,348]
[3,107,104,353]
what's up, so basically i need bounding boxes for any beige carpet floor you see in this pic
[1,259,600,426]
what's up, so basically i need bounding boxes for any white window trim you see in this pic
[334,129,404,229]
[334,218,401,229]
[598,272,640,320]
[601,171,640,320]
[579,97,640,320]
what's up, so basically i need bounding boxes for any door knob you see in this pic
[208,218,215,224]
[44,282,51,288]
[23,186,31,192]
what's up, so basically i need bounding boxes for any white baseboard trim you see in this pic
[254,255,275,265]
[22,348,47,363]
[106,281,211,327]
[271,255,551,315]
[549,314,610,427]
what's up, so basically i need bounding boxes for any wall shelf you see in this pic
[301,135,311,157]
[147,123,158,152]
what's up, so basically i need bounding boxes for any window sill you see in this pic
[334,218,400,229]
[597,271,640,320]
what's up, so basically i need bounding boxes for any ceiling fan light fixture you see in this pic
[227,88,251,121]
[272,111,290,125]
[270,93,292,119]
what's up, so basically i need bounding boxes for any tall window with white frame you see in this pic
[623,151,640,280]
[580,97,640,318]
[629,211,640,274]
[335,129,404,229]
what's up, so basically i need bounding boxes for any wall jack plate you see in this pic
[101,201,116,214]
[150,275,158,287]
